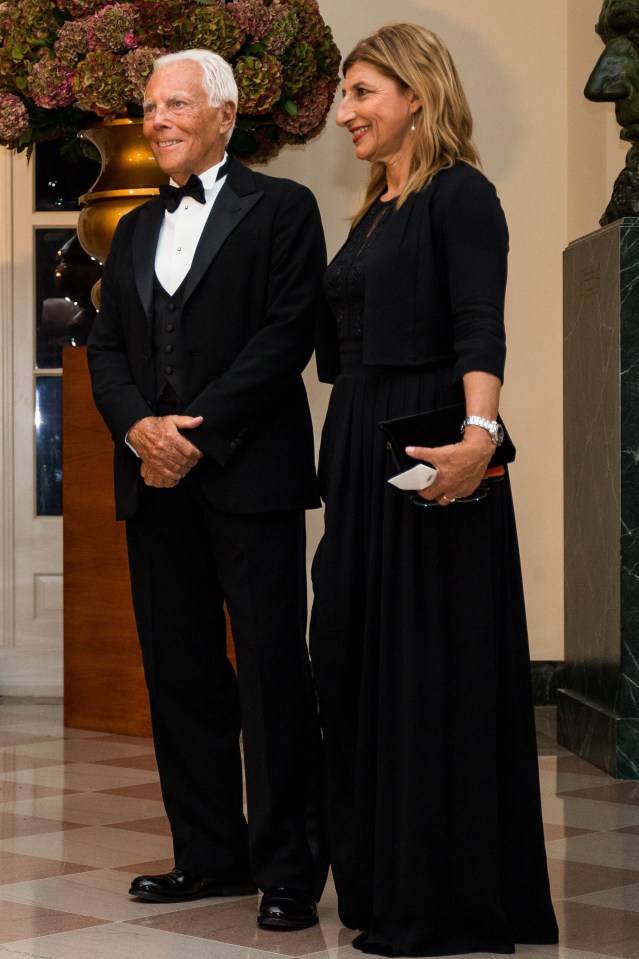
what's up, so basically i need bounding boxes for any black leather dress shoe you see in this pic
[258,886,318,929]
[129,869,257,902]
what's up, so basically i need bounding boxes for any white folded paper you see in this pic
[387,463,438,491]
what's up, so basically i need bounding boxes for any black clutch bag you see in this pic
[378,402,515,474]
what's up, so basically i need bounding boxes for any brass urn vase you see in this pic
[77,118,168,265]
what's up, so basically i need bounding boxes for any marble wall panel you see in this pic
[561,218,639,779]
[563,222,621,709]
[620,224,639,721]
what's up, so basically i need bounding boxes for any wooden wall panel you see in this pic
[63,347,235,736]
[62,346,152,735]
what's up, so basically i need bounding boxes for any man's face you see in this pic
[586,0,639,141]
[143,61,235,184]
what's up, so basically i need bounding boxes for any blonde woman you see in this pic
[310,24,558,956]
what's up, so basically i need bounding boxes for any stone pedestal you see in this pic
[558,218,639,778]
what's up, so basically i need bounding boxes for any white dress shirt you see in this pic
[154,153,229,294]
[126,154,229,455]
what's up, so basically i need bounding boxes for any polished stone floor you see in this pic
[0,704,638,958]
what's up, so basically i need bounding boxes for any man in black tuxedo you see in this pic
[87,48,326,929]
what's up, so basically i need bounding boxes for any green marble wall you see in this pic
[559,217,639,779]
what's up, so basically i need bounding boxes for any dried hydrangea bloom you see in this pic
[0,2,15,34]
[226,0,272,42]
[87,4,137,53]
[122,46,164,103]
[73,49,128,116]
[315,24,341,80]
[262,3,298,56]
[133,0,189,50]
[0,0,340,161]
[185,6,243,60]
[289,0,324,45]
[273,74,336,135]
[55,0,104,16]
[54,19,90,67]
[28,55,76,108]
[281,40,316,95]
[249,126,282,164]
[235,53,283,115]
[18,0,60,40]
[0,91,29,145]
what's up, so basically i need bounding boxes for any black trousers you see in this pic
[125,476,326,898]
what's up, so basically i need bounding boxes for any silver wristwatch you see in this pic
[460,415,504,447]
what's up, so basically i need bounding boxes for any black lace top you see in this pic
[323,198,394,342]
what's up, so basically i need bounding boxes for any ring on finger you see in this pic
[441,494,456,503]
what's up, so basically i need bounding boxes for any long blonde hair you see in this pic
[343,23,480,224]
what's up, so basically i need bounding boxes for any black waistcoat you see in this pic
[152,274,188,403]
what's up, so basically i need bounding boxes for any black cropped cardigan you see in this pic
[315,162,509,386]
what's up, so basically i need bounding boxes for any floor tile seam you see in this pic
[0,811,164,824]
[542,794,639,807]
[0,906,111,928]
[554,890,639,904]
[0,803,164,817]
[557,794,639,805]
[91,759,159,768]
[0,888,116,915]
[0,744,67,755]
[0,918,111,951]
[544,830,639,844]
[565,881,639,898]
[0,755,157,765]
[0,771,160,784]
[0,884,261,913]
[546,788,636,802]
[121,921,316,959]
[543,823,639,834]
[303,950,357,959]
[0,822,168,837]
[0,868,96,888]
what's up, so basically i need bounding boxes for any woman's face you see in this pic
[336,62,418,165]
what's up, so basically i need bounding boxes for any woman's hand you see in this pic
[406,426,495,506]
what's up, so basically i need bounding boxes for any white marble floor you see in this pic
[0,705,638,958]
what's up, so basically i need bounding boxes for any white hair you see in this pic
[152,49,238,144]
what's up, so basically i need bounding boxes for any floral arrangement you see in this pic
[0,0,341,162]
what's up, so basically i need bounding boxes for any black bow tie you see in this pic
[159,174,205,213]
[158,158,231,213]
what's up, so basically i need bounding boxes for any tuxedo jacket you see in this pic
[87,158,324,520]
[316,162,508,386]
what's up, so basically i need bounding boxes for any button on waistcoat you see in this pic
[152,274,187,403]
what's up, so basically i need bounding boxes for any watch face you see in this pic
[494,423,504,445]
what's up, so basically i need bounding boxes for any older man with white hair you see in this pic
[87,49,326,930]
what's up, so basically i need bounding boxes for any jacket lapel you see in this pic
[132,199,164,318]
[182,177,263,304]
[131,159,263,311]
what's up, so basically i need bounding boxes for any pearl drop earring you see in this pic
[411,116,415,132]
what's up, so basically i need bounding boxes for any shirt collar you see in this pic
[169,154,229,192]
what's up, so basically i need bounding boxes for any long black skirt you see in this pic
[309,361,558,957]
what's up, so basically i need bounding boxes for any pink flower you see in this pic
[122,46,164,103]
[28,56,76,108]
[87,4,137,53]
[0,92,29,145]
[0,0,341,163]
[73,50,129,117]
[55,0,104,16]
[227,0,272,42]
[54,19,90,68]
